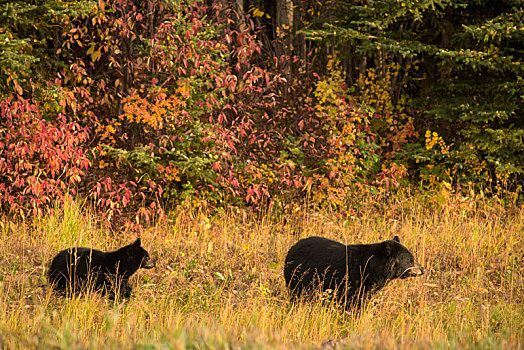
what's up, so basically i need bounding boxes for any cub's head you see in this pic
[126,238,156,270]
[383,236,424,280]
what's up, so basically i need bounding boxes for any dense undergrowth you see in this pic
[0,193,521,349]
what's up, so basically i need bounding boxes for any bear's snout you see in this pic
[400,262,424,278]
[409,263,424,276]
[141,256,156,269]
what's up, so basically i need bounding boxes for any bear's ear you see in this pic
[133,238,141,247]
[393,236,400,243]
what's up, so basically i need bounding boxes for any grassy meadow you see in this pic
[0,192,522,349]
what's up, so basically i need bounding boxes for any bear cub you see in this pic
[284,236,424,308]
[48,238,155,298]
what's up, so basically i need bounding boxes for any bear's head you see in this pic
[124,238,156,271]
[383,236,424,280]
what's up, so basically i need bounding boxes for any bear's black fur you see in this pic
[284,236,424,307]
[48,238,155,298]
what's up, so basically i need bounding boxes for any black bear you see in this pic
[48,238,155,298]
[284,236,424,308]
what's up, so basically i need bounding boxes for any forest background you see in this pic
[1,0,522,224]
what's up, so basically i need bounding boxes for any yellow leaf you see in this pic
[91,50,101,62]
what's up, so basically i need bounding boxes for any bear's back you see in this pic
[285,236,346,266]
[284,236,349,297]
[48,247,108,290]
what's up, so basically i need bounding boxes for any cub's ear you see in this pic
[133,238,142,247]
[393,236,400,243]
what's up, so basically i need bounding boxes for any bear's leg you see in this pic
[119,277,132,298]
[106,278,132,299]
[122,285,132,298]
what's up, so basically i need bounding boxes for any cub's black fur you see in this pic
[48,238,155,298]
[284,236,424,307]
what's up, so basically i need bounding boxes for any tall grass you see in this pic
[0,192,522,349]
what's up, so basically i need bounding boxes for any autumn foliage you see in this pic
[1,0,522,222]
[0,96,90,217]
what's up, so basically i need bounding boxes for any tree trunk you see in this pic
[274,0,293,57]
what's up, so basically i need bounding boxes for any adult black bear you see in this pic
[48,238,155,298]
[284,236,424,308]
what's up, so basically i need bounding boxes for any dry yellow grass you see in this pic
[0,192,522,349]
